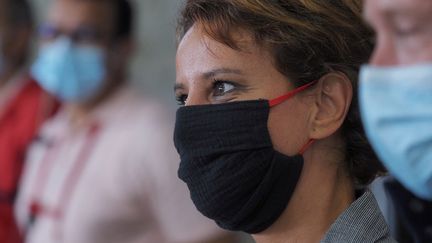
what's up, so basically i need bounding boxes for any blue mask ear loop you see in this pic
[268,80,318,155]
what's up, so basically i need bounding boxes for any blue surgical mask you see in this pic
[359,64,432,200]
[31,37,106,102]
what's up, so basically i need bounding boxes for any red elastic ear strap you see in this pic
[299,139,315,155]
[269,81,317,107]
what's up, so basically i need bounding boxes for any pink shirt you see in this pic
[15,87,226,243]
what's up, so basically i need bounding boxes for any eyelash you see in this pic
[176,94,188,106]
[175,79,242,106]
[212,79,237,96]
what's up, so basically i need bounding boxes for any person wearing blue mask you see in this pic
[14,1,237,243]
[361,0,432,242]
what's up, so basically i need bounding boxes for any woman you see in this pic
[173,0,396,242]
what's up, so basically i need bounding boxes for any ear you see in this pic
[112,38,135,59]
[107,38,135,72]
[308,72,353,139]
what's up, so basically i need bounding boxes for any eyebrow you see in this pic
[174,68,244,92]
[202,68,244,79]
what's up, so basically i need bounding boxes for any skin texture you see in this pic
[364,0,432,65]
[43,0,131,124]
[176,24,356,243]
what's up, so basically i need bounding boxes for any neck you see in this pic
[66,104,89,127]
[253,140,355,243]
[66,74,124,127]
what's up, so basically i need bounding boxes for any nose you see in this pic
[369,33,399,66]
[184,90,210,106]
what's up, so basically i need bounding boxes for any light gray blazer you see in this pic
[321,190,398,243]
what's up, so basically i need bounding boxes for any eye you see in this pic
[72,26,103,44]
[175,94,188,106]
[389,15,424,38]
[38,23,60,41]
[213,80,236,97]
[393,24,420,38]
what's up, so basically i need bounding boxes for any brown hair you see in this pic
[177,0,386,187]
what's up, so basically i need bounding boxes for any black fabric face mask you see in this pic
[174,82,315,234]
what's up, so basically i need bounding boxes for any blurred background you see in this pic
[31,0,180,106]
[25,0,254,242]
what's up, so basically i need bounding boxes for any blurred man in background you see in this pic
[14,0,237,243]
[0,1,57,242]
[361,0,432,242]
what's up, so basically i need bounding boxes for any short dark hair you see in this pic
[75,0,133,39]
[177,0,386,187]
[112,0,134,39]
[4,0,33,28]
[57,0,134,39]
[0,0,33,65]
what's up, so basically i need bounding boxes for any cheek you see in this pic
[267,99,309,155]
[397,35,432,64]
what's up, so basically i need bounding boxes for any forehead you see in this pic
[365,0,432,20]
[176,24,281,90]
[48,0,114,30]
[177,24,269,72]
[177,24,267,61]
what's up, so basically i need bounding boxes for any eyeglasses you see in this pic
[38,23,109,44]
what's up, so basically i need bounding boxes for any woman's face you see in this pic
[175,24,313,155]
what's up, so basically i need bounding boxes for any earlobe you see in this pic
[308,72,353,139]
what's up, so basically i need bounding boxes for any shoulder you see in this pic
[383,178,432,242]
[321,190,398,243]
